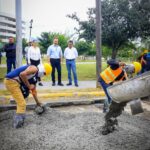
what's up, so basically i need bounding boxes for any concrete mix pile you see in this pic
[0,108,150,150]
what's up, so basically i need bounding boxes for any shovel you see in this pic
[129,99,144,115]
[31,89,46,115]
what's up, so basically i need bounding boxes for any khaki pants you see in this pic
[4,79,26,114]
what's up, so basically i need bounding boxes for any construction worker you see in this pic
[4,63,52,128]
[99,59,141,112]
[141,49,150,72]
[138,49,148,73]
[124,62,142,78]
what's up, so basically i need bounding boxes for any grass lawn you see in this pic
[43,63,107,81]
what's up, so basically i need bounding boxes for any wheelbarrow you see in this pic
[107,71,150,114]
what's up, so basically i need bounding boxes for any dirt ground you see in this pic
[0,104,150,150]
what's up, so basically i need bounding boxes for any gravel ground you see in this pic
[0,106,150,150]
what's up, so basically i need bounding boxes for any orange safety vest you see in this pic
[100,67,123,84]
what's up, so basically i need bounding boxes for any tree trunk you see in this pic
[111,49,117,59]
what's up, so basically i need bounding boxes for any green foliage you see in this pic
[22,38,28,49]
[67,9,96,43]
[102,46,112,59]
[0,41,4,52]
[75,41,93,55]
[141,37,150,50]
[67,0,150,59]
[38,32,69,54]
[117,41,136,57]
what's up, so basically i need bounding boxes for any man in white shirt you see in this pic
[47,37,64,86]
[64,40,78,87]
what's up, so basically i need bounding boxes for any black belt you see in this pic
[66,59,75,61]
[50,58,60,60]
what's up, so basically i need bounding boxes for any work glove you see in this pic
[13,114,25,129]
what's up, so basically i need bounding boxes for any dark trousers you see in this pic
[7,57,16,73]
[99,77,112,103]
[30,59,41,81]
[30,59,40,66]
[99,77,112,112]
[50,58,61,84]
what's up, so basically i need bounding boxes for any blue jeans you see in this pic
[99,77,112,112]
[66,60,78,85]
[7,58,16,73]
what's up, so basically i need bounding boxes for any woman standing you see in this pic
[28,38,43,86]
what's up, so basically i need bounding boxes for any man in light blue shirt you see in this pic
[47,37,64,86]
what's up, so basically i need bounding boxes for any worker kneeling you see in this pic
[99,59,141,113]
[4,63,52,128]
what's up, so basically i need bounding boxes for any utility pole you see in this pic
[29,19,33,41]
[15,0,22,67]
[95,0,102,87]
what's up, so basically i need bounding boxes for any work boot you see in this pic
[52,83,55,86]
[66,83,72,86]
[75,84,79,87]
[13,114,25,129]
[58,83,64,86]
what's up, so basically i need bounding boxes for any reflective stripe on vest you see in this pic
[100,67,122,84]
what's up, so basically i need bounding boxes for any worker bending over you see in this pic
[4,63,52,128]
[140,49,150,72]
[99,59,141,112]
[138,49,148,73]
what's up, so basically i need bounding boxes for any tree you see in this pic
[141,37,150,50]
[38,32,69,54]
[67,0,150,59]
[22,38,28,57]
[75,41,93,55]
[67,9,96,43]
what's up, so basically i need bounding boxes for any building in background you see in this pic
[0,12,26,43]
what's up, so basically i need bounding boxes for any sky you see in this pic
[1,0,95,39]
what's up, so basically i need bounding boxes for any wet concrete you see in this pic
[102,101,127,135]
[0,105,150,150]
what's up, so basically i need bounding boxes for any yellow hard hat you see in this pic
[141,49,148,56]
[143,49,148,54]
[43,63,52,75]
[133,62,141,74]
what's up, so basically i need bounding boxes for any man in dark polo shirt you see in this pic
[4,37,16,73]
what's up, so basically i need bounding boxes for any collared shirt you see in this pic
[28,46,42,63]
[47,44,63,59]
[4,43,16,58]
[64,47,78,60]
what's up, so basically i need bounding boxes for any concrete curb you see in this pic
[0,97,105,112]
[0,91,105,99]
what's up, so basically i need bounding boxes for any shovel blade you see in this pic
[130,99,144,115]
